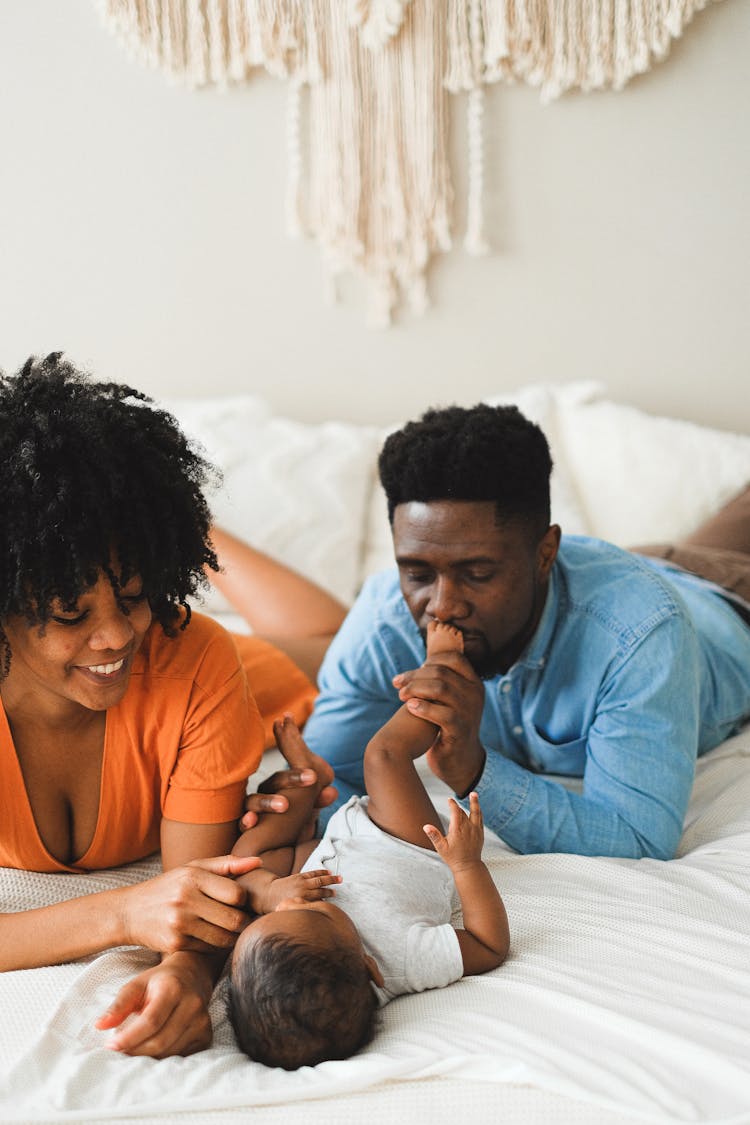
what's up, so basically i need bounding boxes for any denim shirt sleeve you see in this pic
[470,613,701,860]
[303,573,416,826]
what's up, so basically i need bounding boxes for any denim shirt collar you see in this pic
[510,563,561,673]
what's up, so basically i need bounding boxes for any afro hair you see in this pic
[0,353,219,647]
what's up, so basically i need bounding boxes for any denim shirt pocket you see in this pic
[525,726,589,775]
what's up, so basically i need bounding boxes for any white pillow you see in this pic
[160,395,381,609]
[556,398,750,546]
[358,383,595,586]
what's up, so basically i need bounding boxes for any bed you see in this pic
[2,383,749,1125]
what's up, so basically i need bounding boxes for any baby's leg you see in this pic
[369,621,463,757]
[233,716,323,862]
[364,622,463,849]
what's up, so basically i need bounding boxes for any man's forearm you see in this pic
[472,749,682,859]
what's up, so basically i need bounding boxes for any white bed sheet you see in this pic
[1,732,749,1125]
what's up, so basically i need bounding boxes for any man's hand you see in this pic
[116,855,261,955]
[95,951,216,1057]
[423,793,484,873]
[254,868,342,915]
[393,650,486,796]
[240,716,338,830]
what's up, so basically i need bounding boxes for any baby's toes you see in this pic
[273,713,315,769]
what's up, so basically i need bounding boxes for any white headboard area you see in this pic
[1,1,748,435]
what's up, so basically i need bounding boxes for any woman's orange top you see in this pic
[0,614,316,874]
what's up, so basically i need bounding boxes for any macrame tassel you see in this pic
[285,75,305,238]
[185,0,209,85]
[465,87,488,256]
[463,0,488,255]
[226,0,249,80]
[159,0,178,74]
[303,0,453,321]
[206,0,228,85]
[445,0,474,92]
[480,0,511,83]
[348,0,414,50]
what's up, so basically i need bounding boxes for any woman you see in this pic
[0,354,342,1059]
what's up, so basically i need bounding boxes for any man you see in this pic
[296,403,750,860]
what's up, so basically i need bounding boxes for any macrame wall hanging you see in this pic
[94,0,720,324]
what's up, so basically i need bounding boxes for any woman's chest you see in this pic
[10,715,107,867]
[1,706,165,871]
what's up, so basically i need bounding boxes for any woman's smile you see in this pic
[1,571,152,719]
[74,655,130,684]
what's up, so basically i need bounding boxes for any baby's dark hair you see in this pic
[378,403,552,535]
[0,353,218,659]
[228,932,378,1069]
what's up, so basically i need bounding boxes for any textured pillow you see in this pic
[483,383,594,537]
[160,395,381,609]
[556,398,750,546]
[359,383,594,585]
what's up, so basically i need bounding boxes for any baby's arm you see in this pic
[424,793,510,974]
[233,715,340,914]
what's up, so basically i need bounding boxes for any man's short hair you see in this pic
[378,403,552,533]
[228,933,378,1069]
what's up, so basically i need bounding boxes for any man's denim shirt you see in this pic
[304,537,750,860]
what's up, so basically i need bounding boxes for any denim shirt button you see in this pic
[501,682,512,694]
[513,725,523,736]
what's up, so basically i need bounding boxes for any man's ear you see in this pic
[364,953,384,989]
[536,524,561,579]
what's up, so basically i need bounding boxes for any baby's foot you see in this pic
[425,620,464,659]
[272,713,317,772]
[272,712,336,791]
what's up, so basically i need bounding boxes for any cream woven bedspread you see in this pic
[1,733,749,1125]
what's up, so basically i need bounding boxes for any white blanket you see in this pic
[1,733,749,1125]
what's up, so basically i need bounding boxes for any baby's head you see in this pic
[228,901,382,1069]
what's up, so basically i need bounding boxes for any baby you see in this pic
[228,622,510,1069]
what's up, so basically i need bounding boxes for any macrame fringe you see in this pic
[285,75,305,237]
[348,0,414,51]
[464,0,488,255]
[92,0,311,83]
[464,0,718,101]
[93,0,721,320]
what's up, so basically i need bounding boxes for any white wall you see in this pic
[1,0,748,432]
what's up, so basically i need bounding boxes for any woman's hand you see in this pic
[95,951,218,1057]
[116,855,261,955]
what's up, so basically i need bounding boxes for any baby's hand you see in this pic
[259,869,341,915]
[423,792,484,873]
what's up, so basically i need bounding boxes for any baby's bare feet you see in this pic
[425,620,464,659]
[271,713,336,798]
[272,713,317,772]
